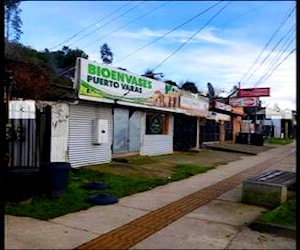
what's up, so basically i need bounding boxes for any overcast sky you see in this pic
[19,1,296,110]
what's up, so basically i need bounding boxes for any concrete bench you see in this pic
[241,169,296,208]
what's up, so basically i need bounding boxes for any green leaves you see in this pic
[100,43,113,64]
[5,0,22,42]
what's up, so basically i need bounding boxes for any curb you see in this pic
[249,221,296,239]
[204,145,257,155]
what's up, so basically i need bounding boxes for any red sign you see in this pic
[229,97,259,107]
[237,88,270,97]
[210,101,231,112]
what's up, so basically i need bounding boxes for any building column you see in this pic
[285,120,289,139]
[196,117,200,148]
[219,120,225,144]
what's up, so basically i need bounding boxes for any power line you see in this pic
[219,2,268,28]
[114,1,224,64]
[66,1,146,48]
[243,23,295,86]
[253,27,295,86]
[57,66,76,77]
[54,0,264,73]
[151,1,232,72]
[48,0,257,78]
[49,1,133,51]
[56,2,170,77]
[8,2,138,78]
[253,36,295,86]
[238,3,295,87]
[81,1,170,50]
[8,2,144,79]
[255,48,295,85]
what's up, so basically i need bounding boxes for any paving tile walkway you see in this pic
[75,143,295,249]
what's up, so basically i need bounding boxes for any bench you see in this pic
[241,169,296,208]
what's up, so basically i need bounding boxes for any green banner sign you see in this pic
[77,58,178,107]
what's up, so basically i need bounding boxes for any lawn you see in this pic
[5,162,214,220]
[264,138,294,145]
[256,198,296,228]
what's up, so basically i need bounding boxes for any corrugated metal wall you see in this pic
[8,119,38,167]
[68,103,112,167]
[140,114,174,156]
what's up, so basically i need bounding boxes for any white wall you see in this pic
[51,103,70,162]
[140,114,174,156]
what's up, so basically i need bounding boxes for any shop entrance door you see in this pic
[113,108,141,154]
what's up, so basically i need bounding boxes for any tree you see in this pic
[100,43,113,64]
[180,81,199,94]
[59,46,88,69]
[5,0,22,42]
[43,46,88,76]
[5,41,89,100]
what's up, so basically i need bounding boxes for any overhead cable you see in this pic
[252,25,295,86]
[82,1,170,49]
[55,1,169,77]
[49,1,133,51]
[253,37,295,86]
[152,1,232,71]
[67,1,146,48]
[114,0,224,64]
[10,1,136,78]
[243,23,295,85]
[254,48,295,84]
[13,2,144,78]
[219,2,267,28]
[238,3,295,87]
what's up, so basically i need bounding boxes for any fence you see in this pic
[6,105,51,167]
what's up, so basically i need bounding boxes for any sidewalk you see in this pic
[5,142,296,249]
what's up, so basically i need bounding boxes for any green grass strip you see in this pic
[5,164,214,220]
[257,198,296,227]
[264,138,294,145]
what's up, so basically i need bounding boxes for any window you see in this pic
[146,112,169,134]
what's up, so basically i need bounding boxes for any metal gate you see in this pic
[113,108,141,154]
[173,114,197,151]
[5,102,51,168]
[128,109,142,152]
[225,121,233,141]
[203,119,220,142]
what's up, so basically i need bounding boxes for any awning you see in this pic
[116,100,185,114]
[207,111,231,121]
[182,110,211,118]
[79,96,210,117]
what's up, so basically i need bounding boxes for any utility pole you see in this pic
[3,71,13,167]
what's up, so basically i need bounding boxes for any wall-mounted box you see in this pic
[92,119,109,144]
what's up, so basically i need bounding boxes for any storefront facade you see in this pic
[174,92,210,150]
[205,100,232,143]
[67,58,181,167]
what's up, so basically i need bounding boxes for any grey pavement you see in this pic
[5,142,296,249]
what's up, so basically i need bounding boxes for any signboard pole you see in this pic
[254,106,257,133]
[196,117,200,148]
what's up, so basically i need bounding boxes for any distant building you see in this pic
[243,107,296,139]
